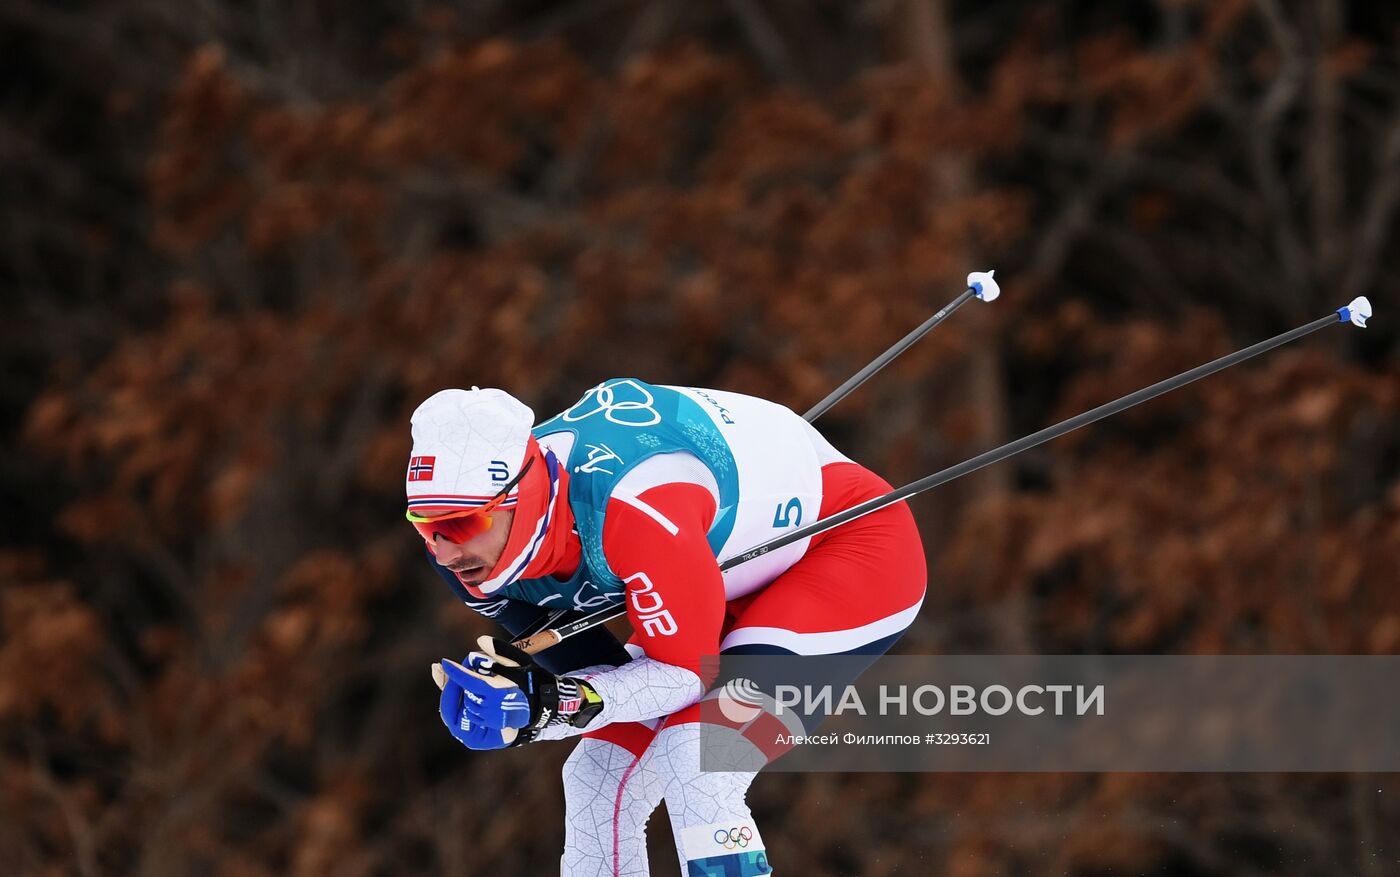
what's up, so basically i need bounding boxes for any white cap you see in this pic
[406,388,535,518]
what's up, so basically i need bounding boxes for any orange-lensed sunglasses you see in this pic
[405,456,533,544]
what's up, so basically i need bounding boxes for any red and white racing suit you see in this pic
[444,389,926,876]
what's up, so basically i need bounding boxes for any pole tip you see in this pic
[1338,296,1372,328]
[968,269,1000,302]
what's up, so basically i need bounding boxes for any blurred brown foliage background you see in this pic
[2,1,1398,875]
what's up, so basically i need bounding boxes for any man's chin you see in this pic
[462,579,494,599]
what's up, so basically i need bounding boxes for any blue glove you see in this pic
[434,636,605,748]
[438,666,520,749]
[438,650,536,731]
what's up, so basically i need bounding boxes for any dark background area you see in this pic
[1,1,1397,874]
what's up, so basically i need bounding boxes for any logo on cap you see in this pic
[407,456,436,482]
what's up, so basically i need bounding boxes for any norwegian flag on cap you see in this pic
[405,387,536,518]
[406,456,436,482]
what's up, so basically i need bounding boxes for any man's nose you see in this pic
[433,535,464,563]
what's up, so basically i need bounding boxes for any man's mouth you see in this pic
[454,562,486,580]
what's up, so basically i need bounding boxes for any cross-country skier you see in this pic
[407,378,926,876]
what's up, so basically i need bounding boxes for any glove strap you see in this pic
[554,678,605,729]
[571,680,605,728]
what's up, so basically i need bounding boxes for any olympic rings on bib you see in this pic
[712,826,753,849]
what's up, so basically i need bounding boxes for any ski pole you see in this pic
[503,296,1373,656]
[505,272,1001,644]
[803,271,999,421]
[429,275,1005,686]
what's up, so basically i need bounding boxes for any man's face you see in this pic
[432,510,514,585]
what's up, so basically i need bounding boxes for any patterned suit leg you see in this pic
[651,723,773,877]
[560,730,663,877]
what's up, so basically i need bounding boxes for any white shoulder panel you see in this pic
[613,451,721,507]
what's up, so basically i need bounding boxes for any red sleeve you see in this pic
[601,482,723,678]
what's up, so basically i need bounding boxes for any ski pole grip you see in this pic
[511,628,563,656]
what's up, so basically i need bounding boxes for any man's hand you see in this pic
[437,682,520,750]
[435,636,604,747]
[439,636,540,732]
